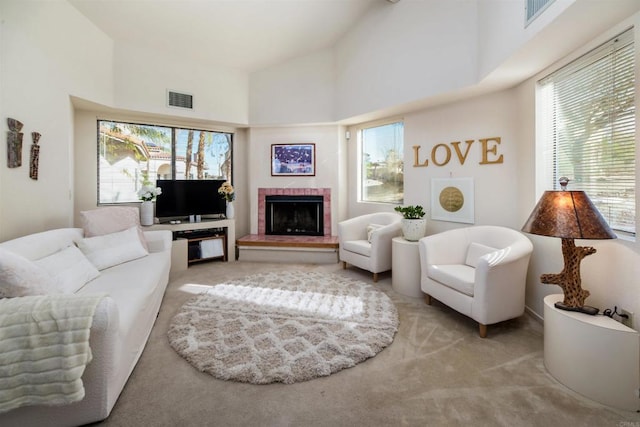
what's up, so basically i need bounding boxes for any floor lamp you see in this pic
[521,177,616,315]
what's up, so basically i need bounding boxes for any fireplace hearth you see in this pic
[238,188,337,263]
[257,188,332,236]
[265,195,323,236]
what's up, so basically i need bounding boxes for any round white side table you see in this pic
[391,236,423,298]
[544,294,639,411]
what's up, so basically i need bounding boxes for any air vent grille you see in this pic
[167,91,193,109]
[525,0,554,26]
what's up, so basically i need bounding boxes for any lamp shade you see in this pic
[522,190,616,240]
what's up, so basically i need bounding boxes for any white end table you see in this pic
[544,294,640,411]
[391,236,423,298]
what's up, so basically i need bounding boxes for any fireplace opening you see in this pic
[265,195,324,236]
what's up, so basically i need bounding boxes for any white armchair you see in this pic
[338,212,403,282]
[418,225,533,338]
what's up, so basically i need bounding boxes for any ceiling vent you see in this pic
[525,0,554,26]
[167,90,193,109]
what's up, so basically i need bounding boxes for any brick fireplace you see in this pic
[237,187,337,263]
[258,188,331,236]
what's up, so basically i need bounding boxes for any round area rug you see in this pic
[167,271,399,384]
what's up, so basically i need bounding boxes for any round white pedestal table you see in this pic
[391,236,423,298]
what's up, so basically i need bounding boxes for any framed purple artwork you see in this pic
[271,143,316,176]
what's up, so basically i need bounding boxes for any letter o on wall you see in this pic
[431,144,452,166]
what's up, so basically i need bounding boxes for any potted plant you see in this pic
[394,205,427,241]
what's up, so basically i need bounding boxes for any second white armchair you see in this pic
[338,212,402,282]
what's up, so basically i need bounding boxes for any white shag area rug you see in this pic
[167,271,399,384]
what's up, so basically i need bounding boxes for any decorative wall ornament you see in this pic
[29,132,41,180]
[7,118,24,168]
[412,137,504,167]
[431,177,475,224]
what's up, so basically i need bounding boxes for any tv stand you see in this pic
[176,228,227,265]
[158,214,226,225]
[148,219,235,272]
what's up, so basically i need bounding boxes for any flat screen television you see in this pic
[155,179,227,220]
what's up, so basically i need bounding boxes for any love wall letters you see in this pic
[412,137,504,167]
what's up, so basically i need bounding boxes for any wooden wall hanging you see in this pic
[30,132,41,180]
[7,118,23,168]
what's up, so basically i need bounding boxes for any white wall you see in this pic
[405,90,521,232]
[231,128,250,240]
[336,0,478,121]
[478,0,640,92]
[476,0,574,80]
[249,49,334,125]
[0,0,114,241]
[248,1,479,124]
[246,125,344,235]
[346,90,520,229]
[249,0,640,125]
[114,43,249,126]
[74,109,98,217]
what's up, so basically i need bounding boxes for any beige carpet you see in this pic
[96,261,640,427]
[167,271,398,384]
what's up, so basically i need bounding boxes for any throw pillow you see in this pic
[465,242,498,268]
[35,245,100,294]
[0,247,56,297]
[366,224,384,243]
[80,206,149,251]
[77,226,149,270]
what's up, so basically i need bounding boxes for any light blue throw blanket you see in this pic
[0,293,105,413]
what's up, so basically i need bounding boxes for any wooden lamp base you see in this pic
[541,237,599,315]
[553,301,599,316]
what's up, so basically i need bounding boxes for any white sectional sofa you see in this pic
[0,225,172,426]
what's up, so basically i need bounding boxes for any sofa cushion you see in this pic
[80,206,149,251]
[77,226,149,270]
[0,247,56,297]
[366,224,384,242]
[0,228,84,261]
[78,249,170,352]
[465,242,497,268]
[35,245,100,293]
[342,240,372,257]
[427,264,475,296]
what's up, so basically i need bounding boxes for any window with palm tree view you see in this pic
[98,120,233,204]
[360,121,404,204]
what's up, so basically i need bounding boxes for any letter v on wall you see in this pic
[451,140,474,165]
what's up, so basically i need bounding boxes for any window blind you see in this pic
[538,28,635,235]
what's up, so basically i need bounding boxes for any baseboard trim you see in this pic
[525,304,543,324]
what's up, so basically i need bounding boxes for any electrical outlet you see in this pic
[620,308,634,329]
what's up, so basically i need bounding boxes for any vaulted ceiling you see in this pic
[69,0,380,72]
[68,0,640,124]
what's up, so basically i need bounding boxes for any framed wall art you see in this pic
[271,143,316,176]
[431,177,475,224]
